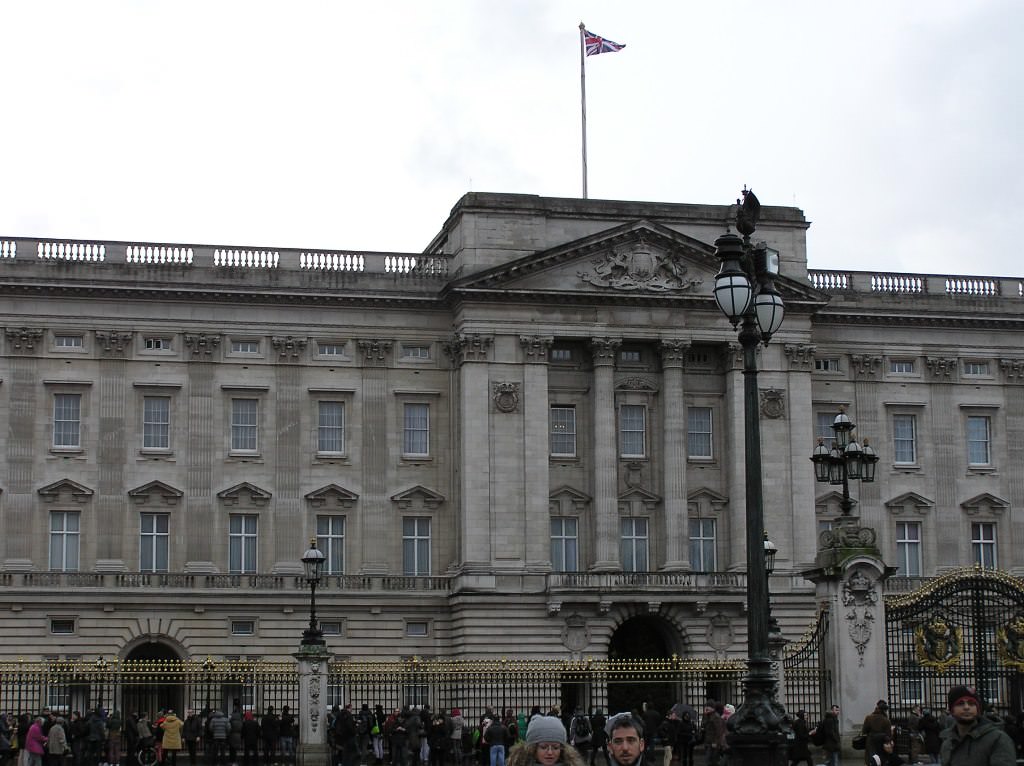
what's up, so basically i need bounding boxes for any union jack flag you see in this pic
[583,29,625,56]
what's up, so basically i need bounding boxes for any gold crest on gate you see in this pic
[914,618,963,672]
[996,616,1024,671]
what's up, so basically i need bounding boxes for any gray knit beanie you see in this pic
[526,716,567,745]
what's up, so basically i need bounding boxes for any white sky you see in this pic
[1,1,1021,277]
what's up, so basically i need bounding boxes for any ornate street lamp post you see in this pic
[764,535,780,636]
[810,409,879,518]
[301,538,326,646]
[712,188,789,766]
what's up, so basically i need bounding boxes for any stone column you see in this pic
[659,339,690,571]
[805,530,893,746]
[184,332,221,572]
[271,337,308,574]
[590,337,621,572]
[3,330,42,569]
[95,330,134,571]
[446,333,494,571]
[294,644,332,764]
[521,336,553,570]
[356,339,393,574]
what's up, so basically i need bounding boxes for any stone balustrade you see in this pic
[809,269,1022,297]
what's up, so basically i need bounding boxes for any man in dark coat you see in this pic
[939,685,1015,766]
[787,710,812,766]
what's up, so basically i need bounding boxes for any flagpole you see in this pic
[579,21,588,199]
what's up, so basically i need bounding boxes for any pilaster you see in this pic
[272,362,303,574]
[96,333,132,570]
[185,336,218,569]
[521,336,553,570]
[590,337,621,571]
[659,339,690,570]
[356,339,393,574]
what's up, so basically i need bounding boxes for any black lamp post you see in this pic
[764,535,780,636]
[712,188,789,766]
[810,409,879,518]
[301,538,326,646]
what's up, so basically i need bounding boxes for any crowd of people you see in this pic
[3,684,1022,766]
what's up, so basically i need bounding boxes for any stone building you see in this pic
[0,192,1020,673]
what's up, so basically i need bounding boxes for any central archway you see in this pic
[607,615,677,716]
[122,640,185,716]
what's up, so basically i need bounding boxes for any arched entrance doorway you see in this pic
[606,615,677,716]
[122,640,184,716]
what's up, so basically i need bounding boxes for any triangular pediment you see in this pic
[38,478,94,502]
[688,487,729,510]
[549,485,591,514]
[885,492,935,514]
[618,486,661,512]
[305,484,359,509]
[961,493,1009,516]
[390,485,445,510]
[217,482,272,506]
[128,480,184,506]
[452,220,717,296]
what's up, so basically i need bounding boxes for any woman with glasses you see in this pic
[507,717,584,766]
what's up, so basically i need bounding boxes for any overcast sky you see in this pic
[2,2,1021,277]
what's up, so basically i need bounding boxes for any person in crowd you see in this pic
[787,710,812,766]
[868,735,904,766]
[159,712,183,766]
[568,711,591,760]
[387,709,408,766]
[428,714,448,766]
[240,713,260,766]
[604,714,645,766]
[46,718,67,766]
[228,710,242,766]
[180,712,201,766]
[259,707,279,766]
[919,708,941,763]
[107,711,123,766]
[939,685,1015,766]
[654,711,677,766]
[699,705,725,766]
[506,716,585,766]
[26,718,47,766]
[809,704,840,766]
[207,711,228,766]
[370,706,385,766]
[587,711,607,766]
[449,709,465,766]
[860,701,892,766]
[482,717,510,766]
[675,712,695,766]
[279,706,295,762]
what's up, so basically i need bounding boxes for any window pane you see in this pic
[53,394,81,447]
[689,518,717,572]
[403,404,430,456]
[550,517,579,572]
[143,396,171,449]
[231,399,258,451]
[972,522,997,568]
[402,517,430,575]
[317,514,345,574]
[895,521,921,577]
[815,412,836,448]
[687,407,713,458]
[967,416,991,465]
[550,406,577,456]
[893,414,917,464]
[229,514,258,573]
[620,405,646,457]
[318,401,345,453]
[620,518,649,572]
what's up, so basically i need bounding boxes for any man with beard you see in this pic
[605,714,645,766]
[939,685,1014,766]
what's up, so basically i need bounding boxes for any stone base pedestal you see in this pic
[295,643,333,765]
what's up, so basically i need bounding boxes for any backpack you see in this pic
[357,715,369,735]
[574,717,592,742]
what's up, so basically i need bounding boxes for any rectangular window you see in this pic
[964,361,989,376]
[49,511,80,572]
[405,621,429,637]
[550,348,572,362]
[620,517,649,572]
[143,396,171,450]
[53,393,82,448]
[814,358,840,372]
[620,350,642,363]
[321,621,343,636]
[550,517,579,572]
[687,407,713,459]
[229,514,258,574]
[231,340,260,354]
[892,414,917,465]
[550,406,577,457]
[144,337,171,350]
[318,401,345,454]
[316,515,345,575]
[49,619,76,635]
[619,404,646,458]
[972,522,997,568]
[140,513,170,573]
[231,398,259,452]
[230,620,256,636]
[402,517,431,576]
[317,342,346,356]
[890,359,915,373]
[54,335,84,348]
[815,412,837,448]
[895,521,921,577]
[402,403,430,457]
[967,415,991,466]
[402,345,430,359]
[689,518,717,572]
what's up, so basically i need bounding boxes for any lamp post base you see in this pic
[726,670,790,766]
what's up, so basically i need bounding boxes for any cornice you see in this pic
[812,311,1024,330]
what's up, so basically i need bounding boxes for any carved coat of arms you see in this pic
[579,240,702,292]
[997,616,1024,671]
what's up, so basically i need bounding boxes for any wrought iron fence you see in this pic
[782,605,831,728]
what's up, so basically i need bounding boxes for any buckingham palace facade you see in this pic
[1,192,1022,665]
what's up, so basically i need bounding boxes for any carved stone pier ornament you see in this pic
[759,387,785,419]
[492,382,520,413]
[842,568,879,666]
